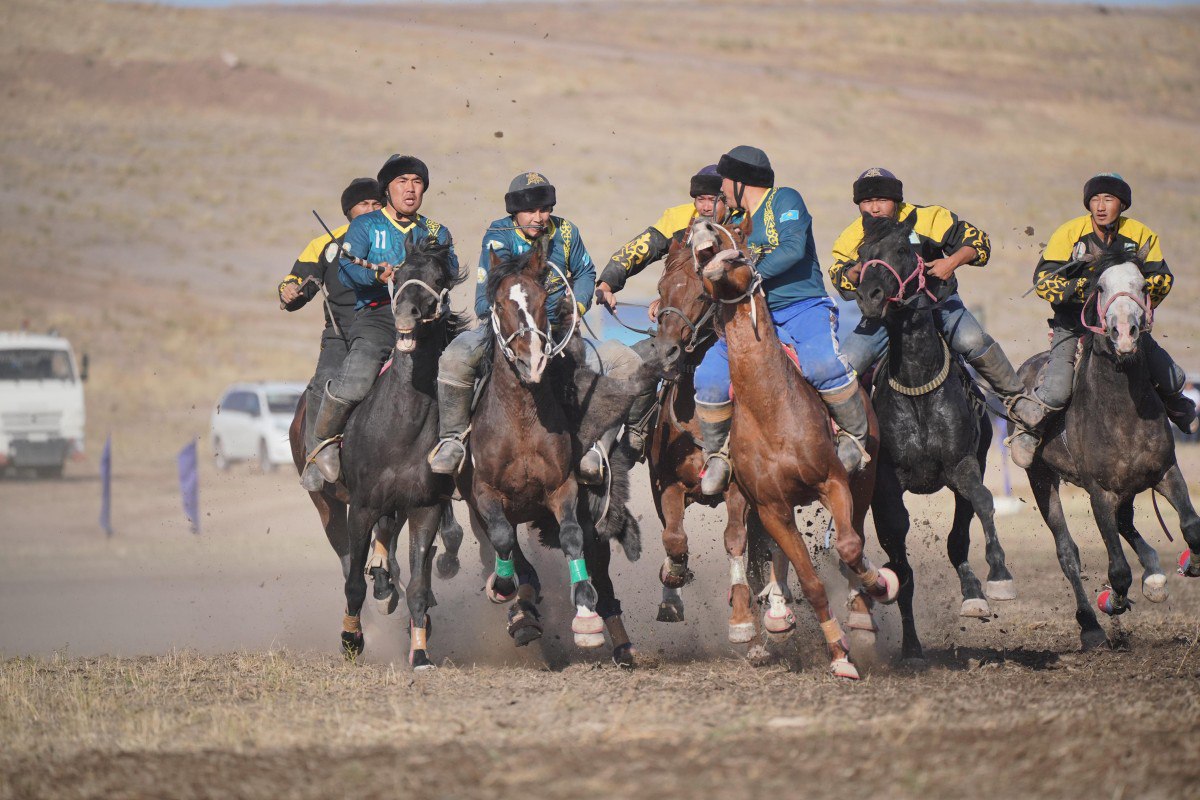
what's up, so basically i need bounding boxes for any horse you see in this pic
[649,233,797,644]
[691,216,898,680]
[459,242,657,667]
[852,213,1016,665]
[288,233,468,669]
[1019,244,1200,650]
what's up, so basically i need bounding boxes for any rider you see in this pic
[427,172,647,483]
[307,154,458,483]
[595,165,726,311]
[695,145,868,495]
[1006,172,1198,467]
[829,168,1043,430]
[279,177,381,490]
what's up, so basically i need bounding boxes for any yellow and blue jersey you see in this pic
[474,215,595,323]
[339,209,457,309]
[1033,214,1170,309]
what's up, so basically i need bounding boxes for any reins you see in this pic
[858,255,937,305]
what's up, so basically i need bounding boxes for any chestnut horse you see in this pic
[692,216,898,680]
[649,234,796,643]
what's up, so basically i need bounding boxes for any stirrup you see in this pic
[837,431,871,467]
[1002,392,1062,428]
[427,437,467,474]
[306,435,342,464]
[700,450,732,494]
[578,442,609,486]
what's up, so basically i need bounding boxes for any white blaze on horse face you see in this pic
[508,283,546,382]
[1099,263,1146,355]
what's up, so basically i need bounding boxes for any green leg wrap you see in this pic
[495,556,516,579]
[568,558,589,584]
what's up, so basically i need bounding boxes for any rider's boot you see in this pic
[621,387,659,462]
[308,382,354,484]
[1159,388,1200,435]
[428,381,473,475]
[968,342,1045,430]
[299,382,326,492]
[697,400,733,496]
[820,383,871,474]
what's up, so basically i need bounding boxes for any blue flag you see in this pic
[177,439,200,534]
[99,433,113,536]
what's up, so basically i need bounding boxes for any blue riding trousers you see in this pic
[839,292,991,375]
[694,296,855,404]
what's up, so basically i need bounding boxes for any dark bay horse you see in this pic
[1020,247,1200,649]
[853,214,1016,664]
[649,233,795,644]
[288,234,467,669]
[692,217,898,680]
[460,243,654,666]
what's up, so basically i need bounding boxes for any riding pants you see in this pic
[694,295,855,405]
[840,293,992,375]
[437,325,491,390]
[304,327,350,450]
[327,304,395,403]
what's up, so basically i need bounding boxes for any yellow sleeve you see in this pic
[650,203,697,239]
[1041,217,1087,264]
[828,219,865,295]
[295,223,349,264]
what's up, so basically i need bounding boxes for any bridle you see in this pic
[656,301,717,354]
[689,220,765,331]
[490,262,578,364]
[1081,286,1154,336]
[858,256,936,305]
[390,275,451,324]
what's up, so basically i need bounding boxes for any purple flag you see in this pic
[99,433,113,536]
[177,439,200,534]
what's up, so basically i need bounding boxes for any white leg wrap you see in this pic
[729,554,748,587]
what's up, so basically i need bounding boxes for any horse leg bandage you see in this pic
[568,558,590,584]
[821,618,846,648]
[729,554,749,587]
[495,555,516,579]
[410,625,428,650]
[343,613,362,634]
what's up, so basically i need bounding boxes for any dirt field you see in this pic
[2,0,1200,797]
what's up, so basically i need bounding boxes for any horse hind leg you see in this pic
[1028,465,1107,650]
[1154,463,1200,578]
[368,514,404,616]
[435,501,464,579]
[586,531,634,667]
[1116,499,1167,603]
[404,504,442,671]
[726,488,757,643]
[947,456,1015,604]
[1090,488,1136,622]
[946,490,991,619]
[341,505,379,659]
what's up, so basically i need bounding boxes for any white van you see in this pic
[209,382,306,472]
[0,332,87,478]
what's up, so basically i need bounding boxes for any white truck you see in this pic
[0,332,87,478]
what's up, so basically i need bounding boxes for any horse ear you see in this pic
[901,212,916,232]
[488,246,502,270]
[737,211,754,242]
[1135,240,1151,264]
[1082,239,1105,262]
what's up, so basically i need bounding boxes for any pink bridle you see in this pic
[859,256,937,304]
[1081,289,1154,336]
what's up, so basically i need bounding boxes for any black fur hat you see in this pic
[1083,172,1131,211]
[340,177,380,218]
[689,164,722,198]
[853,167,903,204]
[505,172,557,214]
[717,146,774,188]
[377,154,430,191]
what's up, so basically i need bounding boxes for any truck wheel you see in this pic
[213,439,230,472]
[36,463,65,479]
[257,439,275,474]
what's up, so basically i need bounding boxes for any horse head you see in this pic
[653,237,714,379]
[854,213,929,319]
[390,230,463,353]
[1084,242,1154,361]
[689,213,756,303]
[486,239,557,384]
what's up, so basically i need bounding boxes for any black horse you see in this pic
[321,233,468,669]
[460,244,658,666]
[1019,246,1200,649]
[854,214,1015,664]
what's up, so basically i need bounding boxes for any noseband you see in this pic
[391,277,451,324]
[656,301,717,353]
[490,262,578,364]
[689,222,765,329]
[859,256,936,305]
[1081,288,1153,336]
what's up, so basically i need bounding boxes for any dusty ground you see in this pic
[2,0,1200,797]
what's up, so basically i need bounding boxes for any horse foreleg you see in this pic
[314,493,352,580]
[404,504,442,671]
[435,501,464,579]
[1089,487,1135,619]
[948,456,1015,603]
[1154,463,1200,578]
[822,476,899,606]
[368,515,403,616]
[658,483,693,588]
[724,485,757,643]
[1028,464,1106,649]
[757,504,856,679]
[585,532,633,667]
[341,504,378,659]
[946,490,990,619]
[872,463,923,664]
[548,480,603,648]
[1116,499,1167,603]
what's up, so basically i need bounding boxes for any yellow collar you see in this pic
[384,210,419,233]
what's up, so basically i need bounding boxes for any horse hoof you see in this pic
[656,601,684,623]
[762,607,796,635]
[375,588,399,616]
[410,650,436,671]
[485,572,517,604]
[985,579,1017,601]
[1097,589,1131,616]
[574,631,605,648]
[340,631,364,659]
[868,567,900,604]
[435,553,460,580]
[1080,627,1109,651]
[728,621,756,644]
[829,657,860,681]
[572,609,605,649]
[507,602,543,647]
[1179,550,1200,578]
[846,611,878,633]
[898,656,929,672]
[659,557,694,589]
[1142,573,1169,604]
[849,627,877,651]
[612,643,636,669]
[960,598,991,618]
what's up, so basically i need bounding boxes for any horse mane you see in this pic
[402,234,472,341]
[860,212,910,249]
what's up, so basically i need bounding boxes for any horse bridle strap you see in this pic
[391,277,451,323]
[1081,289,1154,336]
[656,302,717,352]
[859,256,936,305]
[886,337,951,396]
[490,262,579,364]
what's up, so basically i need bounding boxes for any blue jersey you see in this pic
[730,187,827,311]
[474,215,595,323]
[339,209,458,309]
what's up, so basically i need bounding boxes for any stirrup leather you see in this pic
[838,430,872,465]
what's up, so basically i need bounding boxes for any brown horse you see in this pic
[691,216,898,680]
[458,242,650,666]
[649,234,795,644]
